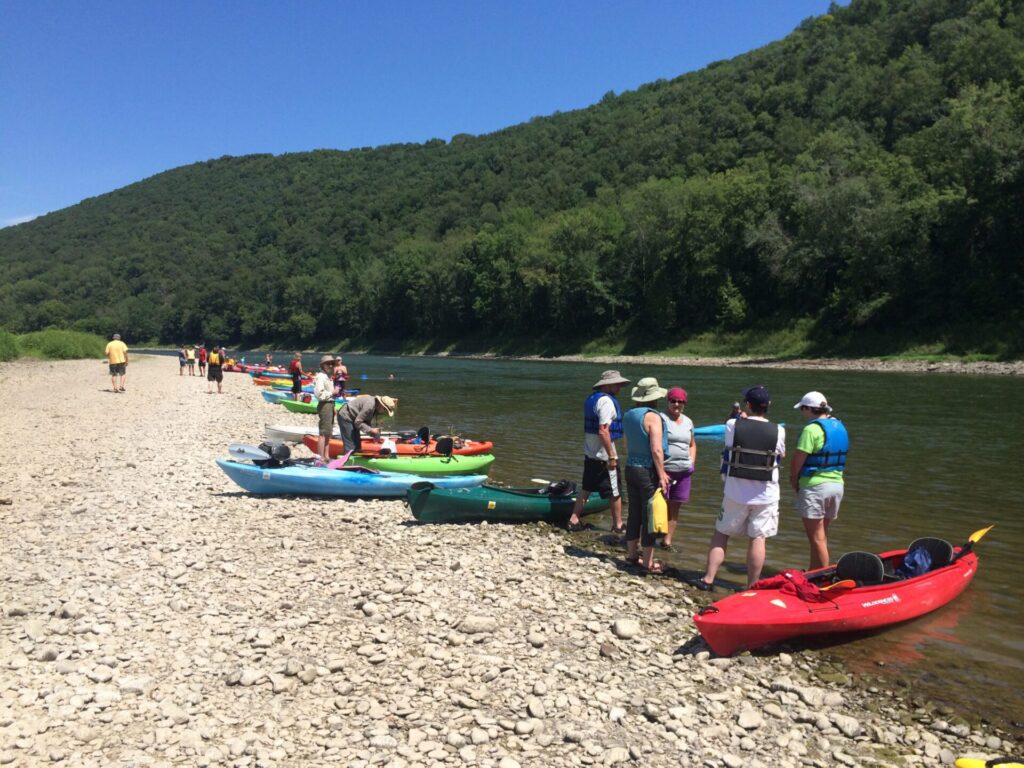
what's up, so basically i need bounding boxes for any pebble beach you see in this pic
[0,355,1016,767]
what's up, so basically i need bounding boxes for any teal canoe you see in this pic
[407,481,609,524]
[349,453,495,476]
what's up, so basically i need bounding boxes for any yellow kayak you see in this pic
[956,759,1024,768]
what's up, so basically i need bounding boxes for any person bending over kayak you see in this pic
[567,370,630,534]
[790,391,849,570]
[694,385,785,590]
[623,378,671,574]
[335,394,398,462]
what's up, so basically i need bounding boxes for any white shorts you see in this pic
[715,497,779,538]
[796,483,844,520]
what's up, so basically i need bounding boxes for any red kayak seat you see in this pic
[836,551,885,586]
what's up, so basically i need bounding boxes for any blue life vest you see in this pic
[623,407,668,468]
[583,391,623,440]
[800,418,849,477]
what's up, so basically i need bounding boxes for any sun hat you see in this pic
[794,391,830,410]
[593,370,631,389]
[666,387,688,403]
[375,395,397,416]
[742,385,771,407]
[631,377,667,403]
[319,354,338,366]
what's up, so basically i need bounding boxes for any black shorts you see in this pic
[109,363,126,375]
[581,456,621,498]
[207,366,223,382]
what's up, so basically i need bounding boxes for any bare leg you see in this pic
[111,375,118,392]
[316,435,329,464]
[746,536,767,586]
[701,530,730,585]
[567,490,590,528]
[641,544,657,569]
[609,495,623,530]
[664,501,680,547]
[119,373,126,391]
[802,517,830,570]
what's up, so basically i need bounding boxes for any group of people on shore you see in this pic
[174,344,228,393]
[567,370,849,589]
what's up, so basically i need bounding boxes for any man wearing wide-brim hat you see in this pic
[335,393,398,460]
[622,377,671,573]
[566,370,630,533]
[312,354,341,463]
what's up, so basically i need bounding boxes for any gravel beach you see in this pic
[0,355,1016,767]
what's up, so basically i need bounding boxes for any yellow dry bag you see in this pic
[647,488,668,535]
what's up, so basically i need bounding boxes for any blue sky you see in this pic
[1,1,838,228]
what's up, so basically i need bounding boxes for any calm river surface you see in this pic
[250,352,1022,729]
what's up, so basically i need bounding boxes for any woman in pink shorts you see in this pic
[661,387,696,550]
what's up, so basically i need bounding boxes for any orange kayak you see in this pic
[301,434,494,458]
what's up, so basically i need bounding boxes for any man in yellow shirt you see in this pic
[104,333,128,393]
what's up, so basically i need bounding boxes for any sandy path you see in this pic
[0,356,1014,766]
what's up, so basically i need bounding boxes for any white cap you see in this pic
[794,391,830,410]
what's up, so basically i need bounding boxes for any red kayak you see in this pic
[693,528,989,656]
[301,434,494,458]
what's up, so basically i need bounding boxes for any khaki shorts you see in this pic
[317,401,335,437]
[797,482,844,520]
[715,497,779,538]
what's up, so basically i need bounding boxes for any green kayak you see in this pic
[407,480,609,524]
[348,453,495,476]
[281,398,344,414]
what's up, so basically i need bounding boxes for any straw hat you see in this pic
[375,396,397,416]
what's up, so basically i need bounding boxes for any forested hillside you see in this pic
[1,0,1022,356]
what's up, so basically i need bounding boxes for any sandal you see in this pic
[659,542,674,551]
[611,524,626,535]
[640,561,666,575]
[624,554,641,566]
[567,520,586,532]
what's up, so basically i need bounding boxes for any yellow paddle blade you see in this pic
[821,579,857,592]
[968,525,994,544]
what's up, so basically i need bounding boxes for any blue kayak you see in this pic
[694,421,785,439]
[261,390,292,404]
[216,458,487,498]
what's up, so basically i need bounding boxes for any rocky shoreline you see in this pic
[0,356,1016,766]
[497,354,1024,377]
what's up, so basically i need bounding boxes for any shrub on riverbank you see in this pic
[14,329,106,360]
[0,329,17,361]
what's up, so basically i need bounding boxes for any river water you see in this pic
[247,352,1022,729]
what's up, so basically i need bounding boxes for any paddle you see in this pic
[953,525,993,561]
[820,579,856,593]
[229,443,271,462]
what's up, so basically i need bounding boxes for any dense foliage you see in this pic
[0,329,17,362]
[15,329,106,360]
[1,0,1022,356]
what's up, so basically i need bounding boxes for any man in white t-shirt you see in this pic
[566,370,630,533]
[694,384,785,589]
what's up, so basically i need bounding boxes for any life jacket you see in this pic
[722,418,781,481]
[208,350,222,366]
[800,418,849,476]
[623,407,668,468]
[288,360,302,375]
[583,391,623,440]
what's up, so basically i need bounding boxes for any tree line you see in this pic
[0,0,1021,356]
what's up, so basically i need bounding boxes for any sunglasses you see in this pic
[668,399,686,405]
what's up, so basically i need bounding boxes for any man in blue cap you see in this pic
[693,385,786,590]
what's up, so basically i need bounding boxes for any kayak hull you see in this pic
[281,398,344,414]
[348,453,494,476]
[216,458,486,498]
[301,434,494,457]
[407,483,609,524]
[693,547,978,656]
[261,390,292,404]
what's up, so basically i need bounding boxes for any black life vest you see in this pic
[723,418,781,481]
